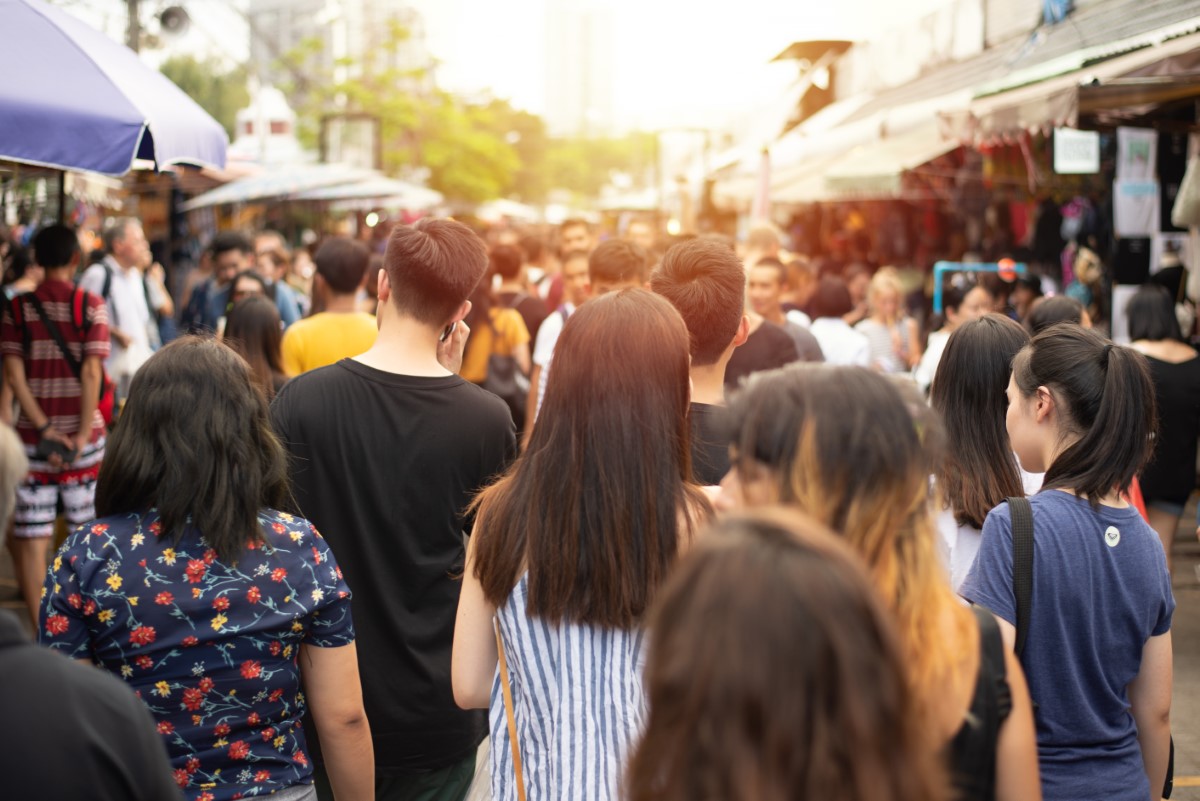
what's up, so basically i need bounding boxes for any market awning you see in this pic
[294,176,443,210]
[965,28,1200,140]
[823,122,960,197]
[181,163,374,210]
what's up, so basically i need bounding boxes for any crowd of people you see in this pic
[0,212,1184,801]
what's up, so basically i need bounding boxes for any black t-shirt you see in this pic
[0,611,179,800]
[724,320,799,392]
[498,290,548,344]
[271,358,517,774]
[690,402,730,485]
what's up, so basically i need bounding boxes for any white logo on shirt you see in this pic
[1104,526,1121,548]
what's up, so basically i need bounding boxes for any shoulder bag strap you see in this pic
[494,619,526,801]
[24,293,83,380]
[1006,496,1034,659]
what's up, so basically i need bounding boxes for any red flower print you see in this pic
[182,687,204,711]
[247,712,260,726]
[149,521,162,535]
[240,660,262,680]
[335,566,344,580]
[203,549,216,565]
[83,599,96,616]
[198,677,214,693]
[246,539,259,550]
[135,655,153,670]
[155,591,174,606]
[246,586,261,604]
[44,615,69,636]
[90,523,109,536]
[312,546,322,564]
[254,769,270,782]
[182,635,198,647]
[214,722,230,737]
[138,559,147,568]
[184,559,207,584]
[269,688,284,702]
[156,721,174,735]
[261,727,275,741]
[129,625,156,647]
[272,522,286,534]
[293,751,308,767]
[173,768,189,788]
[186,756,200,773]
[229,740,250,760]
[269,641,282,657]
[212,596,230,611]
[198,793,214,801]
[270,567,287,583]
[67,593,82,609]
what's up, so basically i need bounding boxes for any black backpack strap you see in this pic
[1006,496,1034,659]
[24,293,83,380]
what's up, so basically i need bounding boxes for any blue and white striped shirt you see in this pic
[490,574,648,801]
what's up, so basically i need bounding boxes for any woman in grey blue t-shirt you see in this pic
[962,324,1174,801]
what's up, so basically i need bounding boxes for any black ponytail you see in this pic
[1012,323,1156,506]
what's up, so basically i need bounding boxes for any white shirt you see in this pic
[914,329,951,394]
[532,304,575,417]
[78,256,152,372]
[809,317,870,367]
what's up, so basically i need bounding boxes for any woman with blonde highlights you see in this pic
[627,509,949,801]
[720,364,1040,801]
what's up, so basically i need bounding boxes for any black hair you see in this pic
[1025,295,1084,334]
[314,236,370,295]
[209,231,253,260]
[1012,325,1157,505]
[94,337,290,563]
[31,224,79,269]
[1127,284,1183,342]
[811,277,853,319]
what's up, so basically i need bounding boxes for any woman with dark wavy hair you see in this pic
[39,337,373,801]
[627,508,948,801]
[224,295,288,401]
[453,288,712,801]
[720,364,1040,801]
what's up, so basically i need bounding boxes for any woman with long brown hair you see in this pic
[627,509,948,801]
[223,295,288,401]
[452,288,711,801]
[720,364,1040,801]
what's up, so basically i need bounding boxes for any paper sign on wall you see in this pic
[1054,128,1099,175]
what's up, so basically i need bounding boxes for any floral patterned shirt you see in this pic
[39,508,354,801]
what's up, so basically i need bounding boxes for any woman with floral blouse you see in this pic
[39,336,373,801]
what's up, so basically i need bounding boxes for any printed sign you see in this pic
[1054,127,1100,175]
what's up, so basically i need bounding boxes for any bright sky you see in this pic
[57,0,948,131]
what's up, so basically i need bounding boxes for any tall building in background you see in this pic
[544,0,615,137]
[246,0,434,93]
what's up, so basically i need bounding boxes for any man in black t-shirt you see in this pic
[272,218,516,801]
[649,239,749,485]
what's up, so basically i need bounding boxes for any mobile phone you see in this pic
[439,321,457,342]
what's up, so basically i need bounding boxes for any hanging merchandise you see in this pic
[1114,180,1160,238]
[1116,128,1157,182]
[1171,155,1200,229]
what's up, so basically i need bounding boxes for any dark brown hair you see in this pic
[650,239,747,366]
[472,289,711,627]
[931,314,1029,528]
[224,295,287,402]
[314,236,371,295]
[95,337,289,563]
[627,509,949,801]
[384,218,488,326]
[1012,324,1157,504]
[589,239,648,287]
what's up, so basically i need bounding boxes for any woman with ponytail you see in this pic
[962,324,1174,801]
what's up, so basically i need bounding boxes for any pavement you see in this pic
[3,513,1200,796]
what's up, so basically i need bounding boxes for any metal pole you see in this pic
[58,171,67,224]
[125,0,141,52]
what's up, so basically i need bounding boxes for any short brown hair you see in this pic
[588,239,647,287]
[384,218,488,326]
[651,239,746,366]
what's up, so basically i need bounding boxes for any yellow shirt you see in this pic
[460,308,530,384]
[280,311,378,376]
